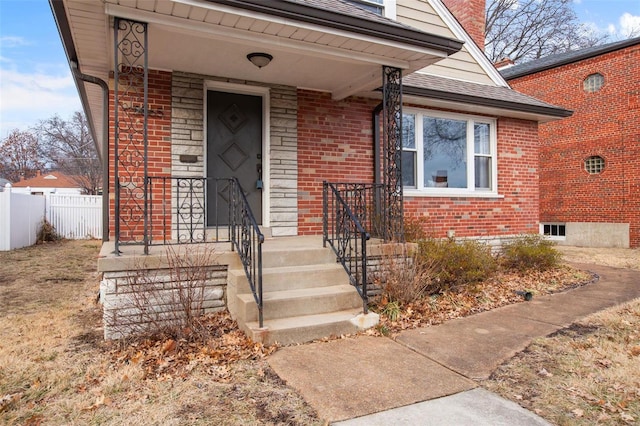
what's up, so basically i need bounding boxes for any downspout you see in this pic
[372,103,383,186]
[372,103,383,222]
[71,62,110,242]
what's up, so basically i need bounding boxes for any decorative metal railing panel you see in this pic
[382,66,404,242]
[114,18,149,253]
[323,181,371,313]
[146,177,234,245]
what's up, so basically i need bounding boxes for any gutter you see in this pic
[71,64,110,243]
[50,0,110,242]
[209,0,464,55]
[402,86,573,119]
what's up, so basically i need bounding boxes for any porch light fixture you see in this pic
[247,52,273,68]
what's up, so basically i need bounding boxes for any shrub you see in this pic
[372,244,430,306]
[107,245,219,342]
[500,234,561,272]
[37,219,61,243]
[403,216,429,242]
[416,237,496,292]
[374,238,496,307]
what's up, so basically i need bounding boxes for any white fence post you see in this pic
[0,185,11,250]
[46,194,102,239]
[0,185,46,251]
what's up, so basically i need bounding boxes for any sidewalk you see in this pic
[267,263,640,424]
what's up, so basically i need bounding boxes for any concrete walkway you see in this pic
[267,263,640,424]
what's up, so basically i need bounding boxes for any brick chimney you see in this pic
[441,0,486,50]
[494,57,514,70]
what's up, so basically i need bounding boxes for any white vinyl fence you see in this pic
[0,185,102,251]
[47,193,102,240]
[0,187,46,251]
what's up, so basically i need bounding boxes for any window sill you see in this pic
[404,189,504,199]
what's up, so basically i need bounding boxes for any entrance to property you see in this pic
[206,90,263,226]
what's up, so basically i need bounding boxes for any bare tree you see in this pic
[0,129,46,183]
[36,111,102,195]
[485,0,606,63]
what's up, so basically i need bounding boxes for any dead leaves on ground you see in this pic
[108,311,276,381]
[373,266,593,336]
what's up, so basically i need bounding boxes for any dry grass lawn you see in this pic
[0,240,320,425]
[484,299,640,425]
[1,240,638,425]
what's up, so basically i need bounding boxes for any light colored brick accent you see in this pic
[101,264,228,340]
[171,72,298,236]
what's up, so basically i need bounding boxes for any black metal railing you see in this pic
[323,181,376,313]
[229,177,264,328]
[146,176,264,327]
[146,177,234,245]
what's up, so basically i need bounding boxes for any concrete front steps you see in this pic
[227,236,379,345]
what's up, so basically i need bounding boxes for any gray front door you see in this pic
[207,90,263,226]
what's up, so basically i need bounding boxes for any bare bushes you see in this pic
[416,238,497,290]
[37,218,61,243]
[373,244,430,306]
[104,245,224,341]
[374,234,561,310]
[499,234,561,271]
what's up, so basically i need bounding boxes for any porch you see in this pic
[98,232,400,344]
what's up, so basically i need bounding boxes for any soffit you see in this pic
[68,0,456,96]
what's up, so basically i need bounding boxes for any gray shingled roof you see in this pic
[403,73,572,118]
[210,0,463,54]
[501,36,640,80]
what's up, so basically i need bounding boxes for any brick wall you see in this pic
[297,90,540,238]
[404,117,540,239]
[508,44,640,247]
[441,0,486,50]
[297,90,377,234]
[109,69,172,242]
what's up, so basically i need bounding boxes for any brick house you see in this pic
[51,0,570,342]
[502,37,640,248]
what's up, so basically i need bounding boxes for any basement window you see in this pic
[584,155,605,174]
[583,73,604,93]
[541,223,566,239]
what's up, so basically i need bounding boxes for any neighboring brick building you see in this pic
[502,37,640,248]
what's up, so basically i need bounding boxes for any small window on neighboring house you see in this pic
[583,73,604,92]
[584,155,605,174]
[541,223,566,239]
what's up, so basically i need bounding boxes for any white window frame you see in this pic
[402,108,499,198]
[540,223,566,241]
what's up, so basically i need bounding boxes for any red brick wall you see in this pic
[508,44,640,247]
[442,0,486,50]
[108,69,172,241]
[404,117,539,238]
[297,90,540,238]
[297,90,377,234]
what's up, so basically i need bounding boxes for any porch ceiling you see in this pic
[55,0,462,158]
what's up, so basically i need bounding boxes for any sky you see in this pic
[1,0,639,139]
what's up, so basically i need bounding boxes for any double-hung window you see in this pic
[402,109,497,196]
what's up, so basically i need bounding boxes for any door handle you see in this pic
[256,163,263,189]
